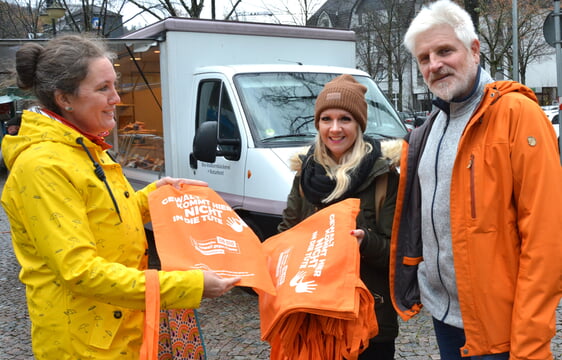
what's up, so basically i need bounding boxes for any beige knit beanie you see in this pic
[314,74,368,132]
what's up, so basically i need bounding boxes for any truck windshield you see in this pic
[234,72,406,147]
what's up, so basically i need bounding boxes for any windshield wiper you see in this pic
[261,133,315,142]
[367,132,399,140]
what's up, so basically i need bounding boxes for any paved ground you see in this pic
[0,171,560,359]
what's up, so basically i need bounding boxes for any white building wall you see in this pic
[525,54,557,89]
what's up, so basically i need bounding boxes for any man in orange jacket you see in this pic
[389,1,562,359]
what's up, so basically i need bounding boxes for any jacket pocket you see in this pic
[467,154,476,219]
[68,301,124,350]
[90,305,125,349]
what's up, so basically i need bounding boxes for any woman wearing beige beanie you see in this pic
[278,74,401,359]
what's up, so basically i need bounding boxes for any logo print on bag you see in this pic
[289,271,317,293]
[226,217,247,232]
[276,249,291,286]
[190,236,241,255]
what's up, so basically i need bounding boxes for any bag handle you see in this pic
[140,269,160,360]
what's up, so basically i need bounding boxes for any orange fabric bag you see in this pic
[141,270,206,360]
[141,269,160,360]
[148,184,276,295]
[258,198,377,360]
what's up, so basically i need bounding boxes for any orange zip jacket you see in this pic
[390,81,562,359]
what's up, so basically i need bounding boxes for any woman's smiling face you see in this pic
[60,57,121,136]
[318,108,359,162]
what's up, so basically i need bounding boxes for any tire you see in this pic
[237,214,266,296]
[240,215,265,241]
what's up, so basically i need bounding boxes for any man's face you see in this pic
[414,25,480,101]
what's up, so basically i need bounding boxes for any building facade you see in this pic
[308,0,558,112]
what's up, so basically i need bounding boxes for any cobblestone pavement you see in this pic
[0,172,560,359]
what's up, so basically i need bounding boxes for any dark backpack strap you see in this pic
[145,228,162,270]
[374,173,388,224]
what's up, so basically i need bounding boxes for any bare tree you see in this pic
[463,0,479,35]
[355,20,385,81]
[477,0,513,79]
[354,0,416,111]
[478,0,553,81]
[0,0,132,38]
[0,0,47,38]
[124,0,246,21]
[126,0,202,19]
[55,0,129,36]
[508,0,553,83]
[255,0,324,25]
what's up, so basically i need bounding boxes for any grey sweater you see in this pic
[417,67,494,328]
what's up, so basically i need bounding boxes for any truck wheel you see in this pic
[238,214,266,296]
[240,215,266,242]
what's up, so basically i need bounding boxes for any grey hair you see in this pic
[403,0,477,54]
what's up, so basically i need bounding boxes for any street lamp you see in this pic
[39,0,66,37]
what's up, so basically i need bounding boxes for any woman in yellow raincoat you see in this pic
[1,35,239,359]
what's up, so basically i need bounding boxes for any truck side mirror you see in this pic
[192,121,242,163]
[193,121,218,163]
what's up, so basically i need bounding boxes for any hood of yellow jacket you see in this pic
[2,109,100,171]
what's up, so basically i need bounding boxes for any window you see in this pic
[196,80,240,157]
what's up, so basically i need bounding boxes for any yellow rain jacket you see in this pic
[1,109,204,359]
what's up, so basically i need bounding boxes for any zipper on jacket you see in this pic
[431,118,451,321]
[467,154,476,218]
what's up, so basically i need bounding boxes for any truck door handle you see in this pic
[189,152,198,169]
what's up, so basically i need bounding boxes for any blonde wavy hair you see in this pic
[313,125,373,203]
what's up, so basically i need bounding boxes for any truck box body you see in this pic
[114,18,406,239]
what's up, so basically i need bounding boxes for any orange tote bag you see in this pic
[258,198,377,360]
[148,184,276,295]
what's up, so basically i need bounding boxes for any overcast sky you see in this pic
[122,0,326,28]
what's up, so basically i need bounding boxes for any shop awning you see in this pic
[0,95,22,104]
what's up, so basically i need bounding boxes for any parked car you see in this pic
[551,113,559,139]
[399,111,415,131]
[542,105,559,121]
[414,111,429,127]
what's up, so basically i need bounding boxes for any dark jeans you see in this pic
[357,340,395,360]
[433,317,510,360]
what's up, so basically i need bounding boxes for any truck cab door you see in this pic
[190,77,246,209]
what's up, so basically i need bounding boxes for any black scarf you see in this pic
[300,136,381,207]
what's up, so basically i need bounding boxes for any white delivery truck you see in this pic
[110,18,407,239]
